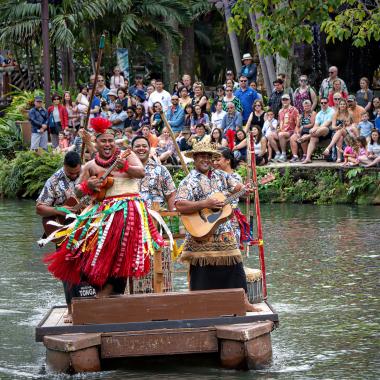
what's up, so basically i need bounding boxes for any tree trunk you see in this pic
[162,20,179,90]
[223,0,241,75]
[276,50,293,89]
[61,48,76,89]
[180,24,195,77]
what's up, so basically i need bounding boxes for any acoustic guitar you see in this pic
[181,173,275,239]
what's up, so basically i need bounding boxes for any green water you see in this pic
[0,200,378,379]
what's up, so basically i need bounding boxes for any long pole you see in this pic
[41,0,51,106]
[81,34,105,162]
[161,112,190,175]
[249,132,267,299]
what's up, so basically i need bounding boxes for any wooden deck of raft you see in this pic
[37,289,278,373]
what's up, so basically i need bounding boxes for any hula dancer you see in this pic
[42,118,164,297]
[175,141,256,311]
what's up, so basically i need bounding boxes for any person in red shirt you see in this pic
[48,93,69,148]
[267,94,299,162]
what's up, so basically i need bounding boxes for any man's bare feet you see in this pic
[63,313,73,323]
[301,159,312,164]
[244,294,261,312]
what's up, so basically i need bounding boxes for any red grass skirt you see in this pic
[43,194,164,287]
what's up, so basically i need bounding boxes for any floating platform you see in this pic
[36,289,278,373]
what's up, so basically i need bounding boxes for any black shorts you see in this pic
[319,129,333,141]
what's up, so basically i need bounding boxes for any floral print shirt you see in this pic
[138,159,176,208]
[36,168,78,206]
[175,169,238,235]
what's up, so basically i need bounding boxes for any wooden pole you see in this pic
[249,132,267,299]
[41,0,51,106]
[160,112,190,175]
[81,34,105,162]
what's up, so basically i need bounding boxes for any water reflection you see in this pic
[0,200,378,379]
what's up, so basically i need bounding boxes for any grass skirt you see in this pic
[43,194,164,287]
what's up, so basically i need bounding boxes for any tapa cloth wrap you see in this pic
[43,190,164,287]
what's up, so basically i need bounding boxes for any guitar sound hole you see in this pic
[207,211,222,223]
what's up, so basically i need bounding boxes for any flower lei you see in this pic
[95,148,121,168]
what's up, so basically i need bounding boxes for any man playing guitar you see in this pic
[175,142,257,311]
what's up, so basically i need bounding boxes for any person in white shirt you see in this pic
[211,100,227,129]
[148,79,172,114]
[110,66,125,90]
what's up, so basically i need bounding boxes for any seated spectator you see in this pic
[221,102,242,134]
[370,97,380,122]
[129,74,147,97]
[262,109,278,160]
[141,124,158,148]
[342,135,360,167]
[110,66,124,89]
[155,127,178,164]
[107,89,118,112]
[117,87,131,110]
[176,127,192,152]
[125,107,137,130]
[375,108,380,132]
[302,98,335,164]
[267,94,299,162]
[211,86,225,113]
[57,132,69,152]
[293,75,317,113]
[100,100,111,119]
[347,95,366,127]
[210,127,228,148]
[232,129,248,161]
[134,89,149,116]
[134,104,149,134]
[224,70,239,90]
[183,104,195,131]
[189,123,210,145]
[245,99,265,132]
[289,99,316,162]
[193,104,210,127]
[367,129,380,160]
[250,125,267,165]
[249,81,262,100]
[327,79,348,107]
[109,100,128,130]
[323,99,354,162]
[222,86,242,113]
[150,102,164,134]
[166,95,185,134]
[356,77,373,111]
[319,66,347,99]
[192,82,209,113]
[211,100,227,129]
[172,81,184,96]
[178,86,192,109]
[357,111,374,142]
[331,92,342,111]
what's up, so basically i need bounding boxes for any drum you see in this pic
[245,267,263,304]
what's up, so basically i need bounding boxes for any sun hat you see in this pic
[135,89,146,102]
[184,141,222,158]
[241,53,253,61]
[108,89,118,97]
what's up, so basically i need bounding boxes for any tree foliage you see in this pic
[230,0,380,57]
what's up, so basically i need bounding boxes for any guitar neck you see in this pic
[100,159,119,181]
[224,188,247,206]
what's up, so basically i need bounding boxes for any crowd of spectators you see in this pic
[28,53,380,168]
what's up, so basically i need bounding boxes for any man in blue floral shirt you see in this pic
[175,142,256,311]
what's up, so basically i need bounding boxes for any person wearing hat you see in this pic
[176,126,193,151]
[43,117,164,299]
[134,88,149,116]
[29,96,49,151]
[268,79,285,118]
[175,141,257,311]
[129,74,147,97]
[107,88,118,112]
[347,94,365,127]
[239,53,257,84]
[267,93,299,162]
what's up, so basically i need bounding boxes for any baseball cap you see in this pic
[281,94,290,100]
[347,95,356,101]
[34,96,43,102]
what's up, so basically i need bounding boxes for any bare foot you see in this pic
[244,294,261,312]
[301,159,312,164]
[63,313,72,324]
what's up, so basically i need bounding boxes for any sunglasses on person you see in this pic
[254,104,261,107]
[333,97,340,101]
[300,79,307,82]
[320,101,328,105]
[329,71,335,74]
[53,98,60,101]
[240,79,247,82]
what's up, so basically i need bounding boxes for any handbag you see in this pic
[48,113,58,134]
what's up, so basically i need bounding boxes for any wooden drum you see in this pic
[244,267,263,304]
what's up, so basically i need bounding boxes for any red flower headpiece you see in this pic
[226,129,236,150]
[90,117,113,136]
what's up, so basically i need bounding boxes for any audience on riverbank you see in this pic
[29,57,380,168]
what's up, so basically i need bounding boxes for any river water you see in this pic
[0,200,378,380]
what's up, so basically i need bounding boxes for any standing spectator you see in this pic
[178,86,192,109]
[250,81,262,100]
[109,100,128,131]
[48,94,69,148]
[268,79,285,118]
[148,79,172,113]
[63,91,79,130]
[245,99,265,132]
[221,102,243,133]
[210,86,225,113]
[88,85,101,120]
[327,79,348,106]
[29,96,48,151]
[262,109,278,160]
[357,111,374,141]
[182,74,194,98]
[234,75,259,124]
[211,100,227,129]
[302,98,335,164]
[356,77,373,111]
[239,53,257,84]
[110,66,124,90]
[289,99,316,162]
[166,95,185,134]
[277,73,294,99]
[76,84,89,126]
[224,70,239,90]
[129,74,147,97]
[319,66,348,98]
[146,84,155,101]
[268,94,299,162]
[347,95,366,126]
[223,86,242,113]
[192,82,209,113]
[293,75,318,113]
[96,75,110,100]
